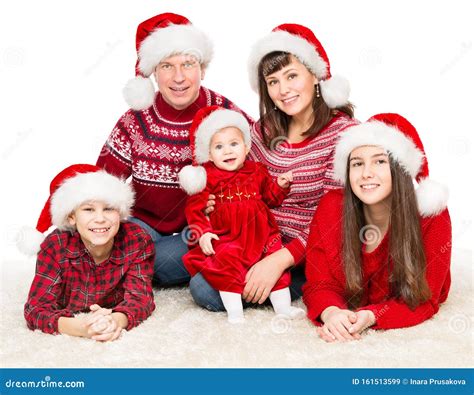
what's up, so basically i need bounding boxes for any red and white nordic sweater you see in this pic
[97,87,250,234]
[248,113,358,265]
[303,189,452,330]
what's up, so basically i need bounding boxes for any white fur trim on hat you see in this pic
[123,76,156,111]
[178,165,207,195]
[334,121,424,184]
[50,171,135,230]
[416,178,449,217]
[319,75,350,109]
[17,226,46,256]
[138,23,213,77]
[194,110,251,164]
[248,30,328,92]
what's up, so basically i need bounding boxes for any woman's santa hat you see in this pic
[178,106,251,195]
[248,23,350,108]
[17,164,135,256]
[334,113,449,217]
[123,12,213,111]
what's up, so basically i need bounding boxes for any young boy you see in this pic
[20,164,155,342]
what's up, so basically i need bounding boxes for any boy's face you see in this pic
[68,201,120,250]
[209,127,249,172]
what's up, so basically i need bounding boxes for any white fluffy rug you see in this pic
[1,249,472,368]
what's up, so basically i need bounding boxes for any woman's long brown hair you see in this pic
[342,156,431,310]
[257,51,354,148]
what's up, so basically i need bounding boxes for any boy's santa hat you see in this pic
[178,106,251,195]
[334,113,448,217]
[123,12,213,111]
[17,164,135,256]
[248,23,350,108]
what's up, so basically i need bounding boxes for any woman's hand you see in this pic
[318,306,362,342]
[199,232,219,255]
[204,194,216,216]
[242,248,293,304]
[277,171,293,188]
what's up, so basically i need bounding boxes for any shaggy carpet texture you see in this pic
[1,249,472,368]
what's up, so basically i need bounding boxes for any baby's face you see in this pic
[209,127,249,171]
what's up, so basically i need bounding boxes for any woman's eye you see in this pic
[267,80,277,86]
[376,159,387,165]
[288,73,297,80]
[351,162,362,167]
[104,207,114,211]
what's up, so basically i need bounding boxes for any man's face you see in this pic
[154,54,205,110]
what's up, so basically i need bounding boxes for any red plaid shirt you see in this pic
[24,221,155,334]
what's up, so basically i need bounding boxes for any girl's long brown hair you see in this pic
[257,51,354,148]
[342,156,431,310]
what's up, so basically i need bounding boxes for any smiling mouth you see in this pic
[89,227,111,233]
[282,96,298,104]
[170,86,189,92]
[360,184,380,190]
[223,158,236,163]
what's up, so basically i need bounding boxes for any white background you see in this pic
[1,0,472,262]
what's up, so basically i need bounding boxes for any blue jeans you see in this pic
[189,265,306,312]
[128,217,191,286]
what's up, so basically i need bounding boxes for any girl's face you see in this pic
[209,127,249,172]
[264,55,318,119]
[349,145,392,206]
[68,201,120,250]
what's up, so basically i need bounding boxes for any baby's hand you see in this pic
[277,171,293,188]
[199,232,219,255]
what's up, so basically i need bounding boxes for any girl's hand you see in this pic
[348,310,376,335]
[318,306,361,342]
[199,232,219,255]
[277,171,293,188]
[204,194,216,216]
[90,316,123,342]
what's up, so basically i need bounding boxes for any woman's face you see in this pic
[264,55,318,119]
[349,145,392,207]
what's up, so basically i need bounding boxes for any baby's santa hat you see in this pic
[178,106,251,195]
[333,113,448,217]
[123,12,213,111]
[17,164,135,256]
[248,23,350,108]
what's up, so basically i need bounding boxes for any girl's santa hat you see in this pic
[123,12,213,111]
[178,106,251,195]
[17,164,135,256]
[248,23,350,108]
[334,113,449,217]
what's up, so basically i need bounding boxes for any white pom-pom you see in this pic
[178,165,207,195]
[16,226,45,256]
[319,75,350,108]
[122,76,155,111]
[416,178,449,217]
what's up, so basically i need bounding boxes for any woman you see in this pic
[190,23,357,311]
[303,113,451,342]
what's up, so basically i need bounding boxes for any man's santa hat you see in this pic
[248,23,350,108]
[123,12,213,111]
[17,164,135,256]
[333,113,448,217]
[178,106,251,195]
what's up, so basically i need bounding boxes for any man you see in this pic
[97,13,250,285]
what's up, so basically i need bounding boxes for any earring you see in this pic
[315,84,320,98]
[273,105,278,111]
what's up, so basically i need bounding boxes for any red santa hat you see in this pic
[123,12,214,111]
[334,113,449,217]
[247,23,350,108]
[178,106,251,195]
[17,164,135,256]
